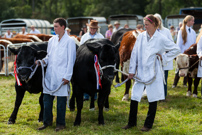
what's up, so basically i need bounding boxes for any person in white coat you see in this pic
[30,25,41,34]
[80,20,104,101]
[122,14,180,131]
[80,20,104,45]
[197,35,202,77]
[172,15,196,88]
[4,30,13,38]
[37,18,76,132]
[154,13,175,99]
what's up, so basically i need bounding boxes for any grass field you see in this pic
[1,69,202,135]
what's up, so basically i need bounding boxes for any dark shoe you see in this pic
[55,125,65,132]
[122,125,134,130]
[141,126,151,132]
[38,123,52,130]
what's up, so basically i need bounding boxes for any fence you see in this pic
[0,43,26,76]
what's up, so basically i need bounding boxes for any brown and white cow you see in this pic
[119,29,144,101]
[176,43,200,97]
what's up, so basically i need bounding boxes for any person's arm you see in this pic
[128,35,140,79]
[62,39,76,84]
[197,36,202,59]
[79,31,82,37]
[162,36,181,65]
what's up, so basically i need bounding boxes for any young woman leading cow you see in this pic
[122,14,180,132]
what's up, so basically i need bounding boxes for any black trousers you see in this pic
[173,71,187,86]
[128,100,157,128]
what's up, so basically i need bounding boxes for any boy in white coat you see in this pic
[122,14,180,132]
[37,18,76,132]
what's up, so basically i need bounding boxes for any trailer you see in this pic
[67,16,108,36]
[108,14,143,29]
[165,14,186,29]
[0,18,51,37]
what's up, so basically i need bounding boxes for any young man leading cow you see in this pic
[37,18,76,132]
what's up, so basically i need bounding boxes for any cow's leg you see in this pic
[115,54,120,83]
[38,93,44,122]
[122,75,131,101]
[69,90,75,111]
[193,77,200,97]
[104,95,109,111]
[74,90,84,126]
[186,76,192,97]
[89,92,95,111]
[8,84,25,124]
[98,88,109,125]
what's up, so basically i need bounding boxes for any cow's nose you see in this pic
[20,75,27,80]
[179,73,185,77]
[108,75,114,80]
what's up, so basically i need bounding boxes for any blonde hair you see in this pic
[143,14,159,28]
[181,15,194,45]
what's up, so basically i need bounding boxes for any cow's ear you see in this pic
[86,43,101,54]
[36,51,47,59]
[113,42,120,53]
[8,47,21,55]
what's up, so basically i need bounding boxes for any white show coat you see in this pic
[30,29,41,34]
[80,32,104,45]
[177,25,196,53]
[5,33,13,38]
[158,27,175,70]
[19,31,28,35]
[129,31,181,102]
[43,31,76,96]
[197,36,202,77]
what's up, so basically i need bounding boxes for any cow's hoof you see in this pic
[193,94,197,98]
[172,85,176,88]
[89,108,95,111]
[122,94,129,101]
[99,121,105,125]
[38,119,43,122]
[74,122,80,126]
[186,91,191,97]
[183,84,187,87]
[104,108,109,111]
[70,108,75,111]
[8,120,15,124]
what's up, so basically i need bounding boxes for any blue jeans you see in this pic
[43,94,67,126]
[164,70,168,97]
[84,93,97,100]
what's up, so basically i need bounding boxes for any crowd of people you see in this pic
[5,13,202,132]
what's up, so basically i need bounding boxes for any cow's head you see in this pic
[176,54,189,77]
[9,45,47,82]
[86,39,120,82]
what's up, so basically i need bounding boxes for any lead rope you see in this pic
[114,55,166,87]
[37,60,64,95]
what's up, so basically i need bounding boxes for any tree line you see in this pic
[0,0,201,23]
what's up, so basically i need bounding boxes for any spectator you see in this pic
[124,24,129,29]
[170,25,176,42]
[136,24,143,30]
[80,20,104,100]
[30,25,41,34]
[105,24,113,40]
[79,25,87,37]
[176,22,182,36]
[19,27,28,35]
[65,27,71,35]
[113,21,122,33]
[4,30,13,38]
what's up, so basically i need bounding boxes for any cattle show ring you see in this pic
[1,14,202,134]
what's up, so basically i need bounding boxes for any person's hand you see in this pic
[35,60,40,65]
[156,53,162,61]
[62,78,69,85]
[128,74,134,79]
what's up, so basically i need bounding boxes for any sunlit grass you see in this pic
[1,67,202,135]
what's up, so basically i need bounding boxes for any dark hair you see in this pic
[143,14,159,28]
[53,18,67,29]
[170,25,174,29]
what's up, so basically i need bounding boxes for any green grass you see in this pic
[1,69,202,135]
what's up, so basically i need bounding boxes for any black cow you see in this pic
[8,42,47,124]
[111,28,134,83]
[69,38,119,126]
